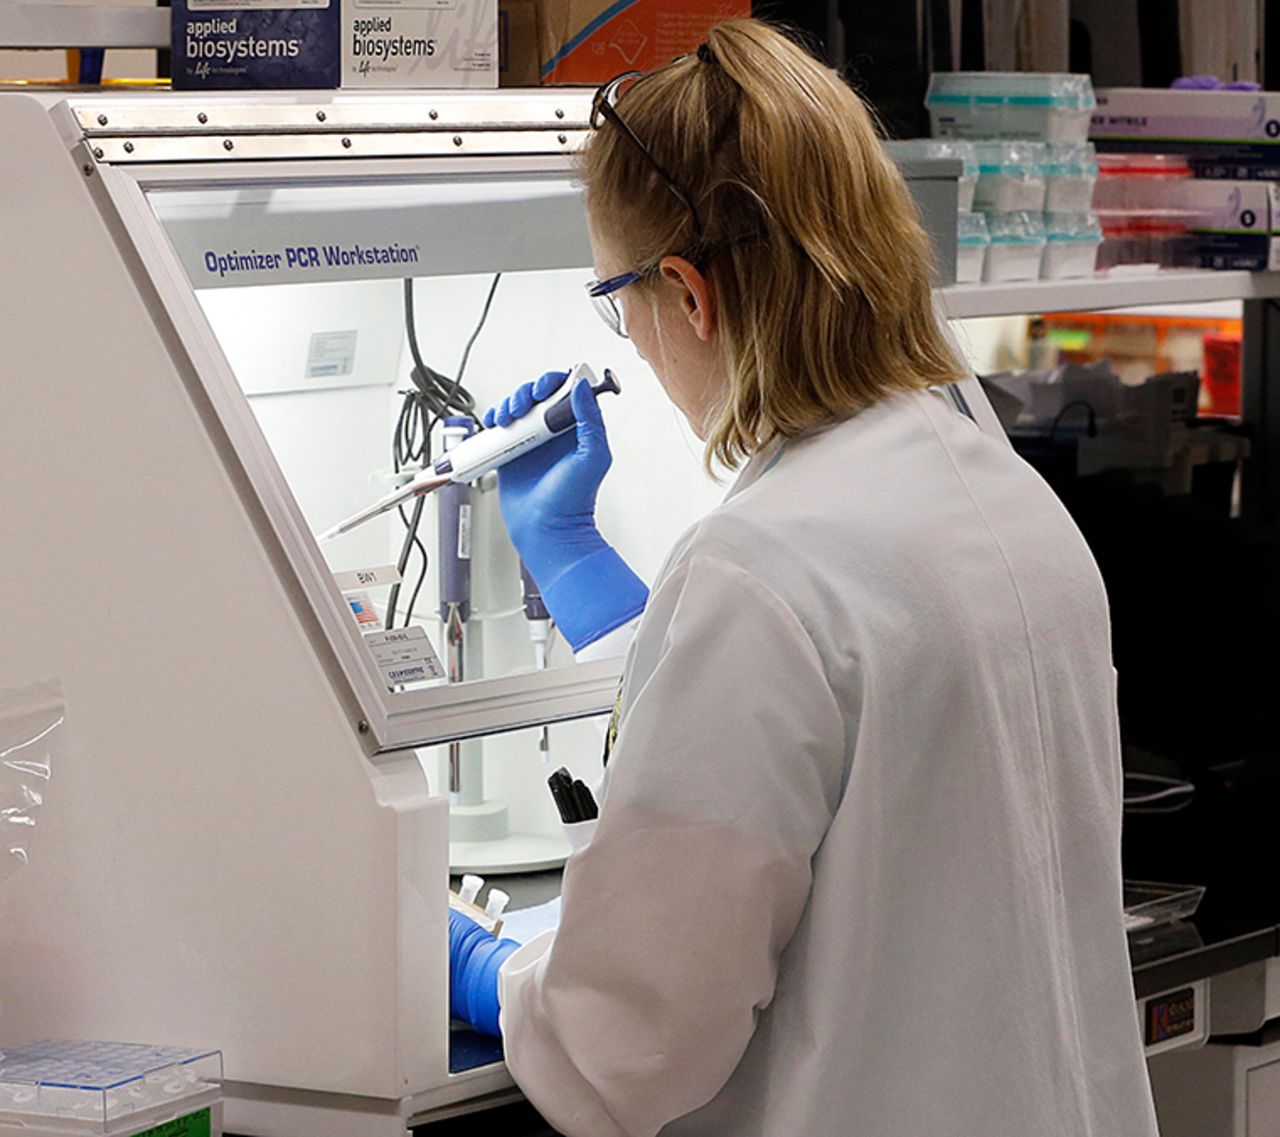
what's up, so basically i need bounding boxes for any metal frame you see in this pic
[69,92,595,165]
[63,103,623,753]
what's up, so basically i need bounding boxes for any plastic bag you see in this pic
[0,679,62,882]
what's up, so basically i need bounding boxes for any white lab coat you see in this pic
[498,387,1159,1137]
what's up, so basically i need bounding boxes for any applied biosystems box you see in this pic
[0,1041,223,1137]
[172,0,339,89]
[342,0,497,88]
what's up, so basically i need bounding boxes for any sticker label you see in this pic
[1145,987,1196,1046]
[346,590,381,630]
[306,329,358,379]
[458,503,472,560]
[334,565,402,591]
[365,626,445,688]
[137,1108,212,1137]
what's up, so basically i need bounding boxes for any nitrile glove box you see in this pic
[172,0,340,88]
[1091,88,1280,179]
[1168,180,1275,271]
[342,0,497,88]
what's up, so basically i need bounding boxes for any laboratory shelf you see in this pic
[938,269,1280,320]
[0,3,168,49]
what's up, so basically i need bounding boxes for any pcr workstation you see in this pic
[0,89,977,1134]
[0,88,719,1136]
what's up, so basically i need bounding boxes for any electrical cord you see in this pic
[386,274,502,628]
[1048,399,1097,442]
[1123,772,1195,815]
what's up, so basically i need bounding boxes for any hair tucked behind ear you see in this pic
[579,19,963,472]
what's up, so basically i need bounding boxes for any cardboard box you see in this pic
[342,0,497,88]
[172,0,340,89]
[532,0,750,85]
[1091,88,1280,179]
[499,0,540,85]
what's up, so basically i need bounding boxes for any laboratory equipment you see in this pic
[520,563,553,760]
[0,1042,223,1137]
[317,363,621,541]
[1123,882,1206,933]
[1043,142,1098,212]
[972,141,1049,213]
[983,212,1048,282]
[1041,212,1103,279]
[927,71,1096,142]
[955,211,991,283]
[0,89,999,1137]
[439,417,473,808]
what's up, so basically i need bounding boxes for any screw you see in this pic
[555,108,565,119]
[223,139,234,151]
[429,109,439,121]
[316,110,327,122]
[81,163,94,176]
[123,141,134,153]
[92,147,104,159]
[197,112,208,124]
[357,719,370,735]
[558,133,567,144]
[453,135,463,147]
[342,136,352,149]
[96,113,108,126]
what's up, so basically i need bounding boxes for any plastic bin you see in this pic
[884,139,978,211]
[1093,153,1192,210]
[1044,142,1098,211]
[983,212,1047,282]
[0,1042,223,1137]
[973,142,1049,212]
[955,210,990,283]
[1123,882,1206,933]
[1096,210,1197,270]
[926,71,1096,142]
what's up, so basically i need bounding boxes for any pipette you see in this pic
[317,363,621,542]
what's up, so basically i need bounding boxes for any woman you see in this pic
[450,19,1159,1137]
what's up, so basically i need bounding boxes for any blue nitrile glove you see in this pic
[484,371,649,652]
[449,909,521,1037]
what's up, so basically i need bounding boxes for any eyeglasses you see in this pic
[589,71,704,238]
[585,270,646,338]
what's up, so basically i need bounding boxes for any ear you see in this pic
[658,255,717,342]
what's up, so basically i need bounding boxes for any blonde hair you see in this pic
[579,19,964,471]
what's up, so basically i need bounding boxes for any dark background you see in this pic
[759,0,1280,138]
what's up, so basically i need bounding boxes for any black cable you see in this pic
[390,274,503,628]
[385,495,426,629]
[1048,399,1097,442]
[455,273,502,391]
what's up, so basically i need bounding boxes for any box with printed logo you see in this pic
[530,0,749,85]
[1091,88,1280,178]
[1168,179,1275,271]
[172,0,340,89]
[341,0,497,88]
